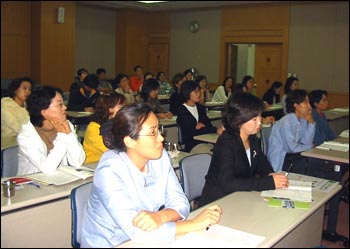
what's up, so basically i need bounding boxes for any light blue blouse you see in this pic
[81,149,190,248]
[267,113,315,172]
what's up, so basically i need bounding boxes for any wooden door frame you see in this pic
[221,39,288,89]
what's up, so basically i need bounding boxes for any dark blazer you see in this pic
[169,91,182,115]
[176,103,217,152]
[262,89,280,105]
[199,130,275,207]
[68,88,101,111]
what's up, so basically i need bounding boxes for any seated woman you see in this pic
[308,89,336,146]
[140,78,173,119]
[195,74,212,105]
[212,76,233,103]
[267,89,315,174]
[17,86,85,175]
[83,93,125,164]
[114,73,135,104]
[169,73,185,115]
[282,76,299,114]
[81,102,222,248]
[241,75,255,94]
[199,92,288,207]
[68,74,101,112]
[262,81,283,105]
[177,80,223,153]
[1,77,33,139]
[157,71,174,95]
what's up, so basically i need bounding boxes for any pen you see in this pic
[28,182,41,188]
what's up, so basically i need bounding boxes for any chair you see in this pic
[177,125,185,151]
[260,126,272,156]
[70,182,93,248]
[179,153,212,210]
[1,145,19,178]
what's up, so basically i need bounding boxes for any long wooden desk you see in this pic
[159,110,222,143]
[301,137,349,164]
[118,173,341,248]
[324,108,349,136]
[194,133,219,144]
[1,152,185,248]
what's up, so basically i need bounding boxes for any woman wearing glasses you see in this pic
[17,86,85,175]
[81,102,222,248]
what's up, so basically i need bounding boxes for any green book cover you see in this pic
[268,198,310,209]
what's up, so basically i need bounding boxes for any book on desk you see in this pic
[26,165,94,185]
[261,180,313,202]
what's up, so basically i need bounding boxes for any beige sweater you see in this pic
[1,97,29,138]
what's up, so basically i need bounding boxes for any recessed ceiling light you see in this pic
[137,1,168,4]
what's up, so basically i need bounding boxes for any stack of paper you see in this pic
[261,180,312,202]
[316,141,349,152]
[339,130,349,138]
[172,224,265,248]
[331,107,349,112]
[27,165,94,185]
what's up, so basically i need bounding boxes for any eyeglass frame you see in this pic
[49,102,66,109]
[137,125,164,137]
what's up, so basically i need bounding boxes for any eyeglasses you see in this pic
[49,103,66,109]
[137,126,163,137]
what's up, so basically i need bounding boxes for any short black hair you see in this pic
[180,80,198,102]
[83,74,99,89]
[27,85,63,127]
[8,77,34,98]
[134,65,143,72]
[111,102,152,151]
[284,76,298,94]
[140,78,160,101]
[222,92,264,134]
[96,68,106,75]
[76,68,88,78]
[309,89,327,109]
[285,89,308,113]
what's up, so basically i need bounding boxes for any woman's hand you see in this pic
[270,172,289,189]
[191,204,222,230]
[133,210,162,232]
[196,122,206,130]
[49,118,71,134]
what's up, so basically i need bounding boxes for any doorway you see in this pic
[225,43,282,98]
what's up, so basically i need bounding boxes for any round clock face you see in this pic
[189,21,200,33]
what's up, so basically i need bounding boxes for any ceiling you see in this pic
[77,1,282,11]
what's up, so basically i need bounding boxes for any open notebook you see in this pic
[316,141,349,152]
[26,165,94,185]
[261,180,312,202]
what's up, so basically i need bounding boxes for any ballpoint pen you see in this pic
[28,182,41,188]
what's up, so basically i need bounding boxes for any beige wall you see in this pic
[75,5,116,77]
[169,10,221,83]
[288,2,349,93]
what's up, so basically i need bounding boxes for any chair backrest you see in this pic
[260,126,272,156]
[70,182,93,248]
[1,145,19,178]
[177,125,184,149]
[179,153,211,207]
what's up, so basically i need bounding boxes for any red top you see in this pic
[130,76,143,92]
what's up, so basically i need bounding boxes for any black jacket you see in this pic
[199,130,275,207]
[176,103,217,152]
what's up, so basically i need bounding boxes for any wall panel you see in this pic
[1,1,31,79]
